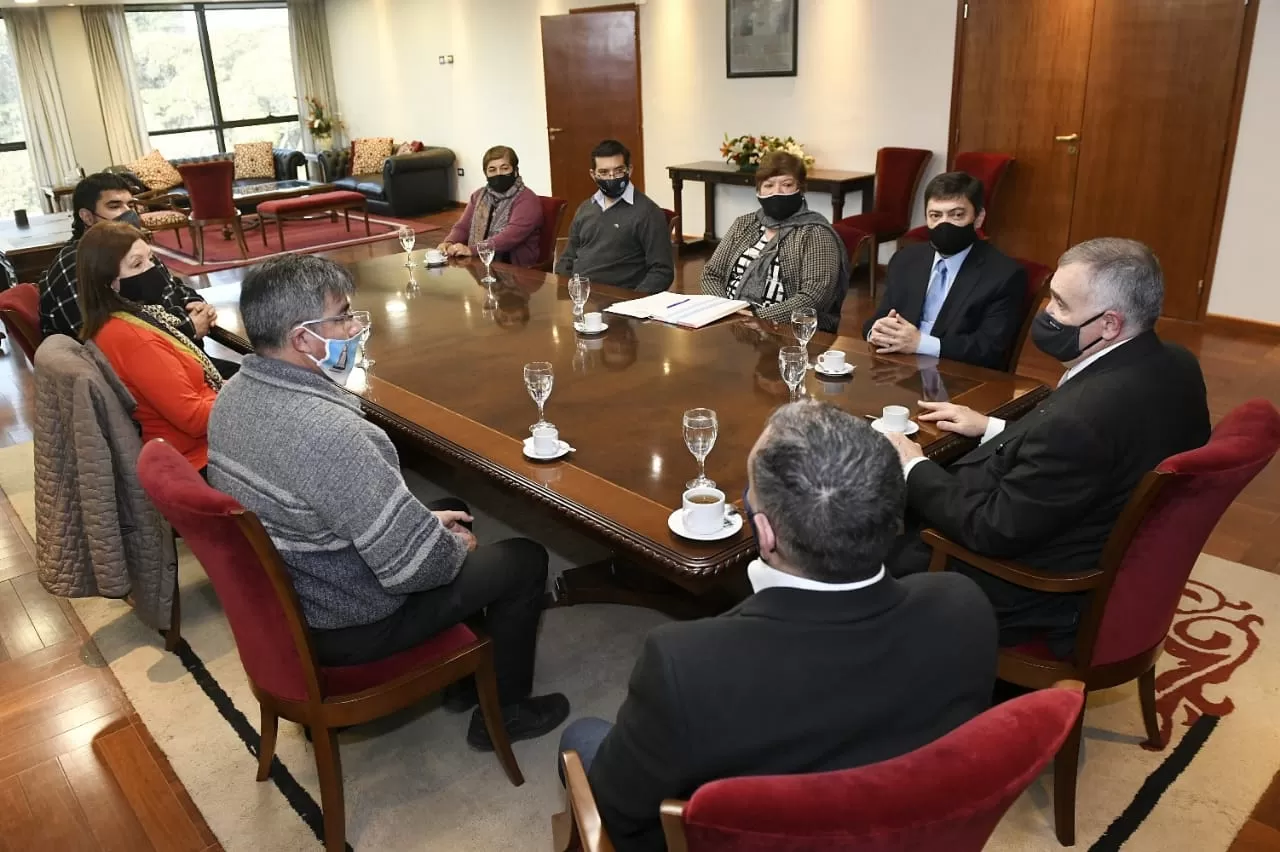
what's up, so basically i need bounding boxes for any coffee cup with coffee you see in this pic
[818,350,847,372]
[881,405,910,432]
[582,311,605,332]
[682,487,726,535]
[532,425,560,456]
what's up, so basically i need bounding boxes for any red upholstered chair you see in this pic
[922,398,1280,845]
[833,147,932,301]
[0,283,41,364]
[900,151,1015,245]
[661,207,681,258]
[832,221,873,294]
[536,195,569,272]
[135,439,524,852]
[1006,258,1054,372]
[176,160,249,263]
[555,682,1085,852]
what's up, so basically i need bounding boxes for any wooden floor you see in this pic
[0,211,1277,849]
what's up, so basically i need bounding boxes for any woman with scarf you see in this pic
[700,151,850,333]
[77,221,222,473]
[438,145,543,268]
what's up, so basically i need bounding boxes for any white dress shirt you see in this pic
[591,181,635,210]
[748,558,886,593]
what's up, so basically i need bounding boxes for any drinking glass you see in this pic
[791,307,818,368]
[477,240,497,284]
[352,310,374,369]
[779,346,807,401]
[683,408,718,490]
[568,274,591,316]
[398,227,416,268]
[524,361,554,432]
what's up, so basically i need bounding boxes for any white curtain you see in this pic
[82,6,150,164]
[287,0,343,153]
[6,10,77,205]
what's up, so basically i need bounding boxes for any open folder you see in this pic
[604,293,751,329]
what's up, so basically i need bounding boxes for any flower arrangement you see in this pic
[304,96,345,138]
[720,134,816,170]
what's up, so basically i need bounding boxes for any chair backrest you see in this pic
[832,221,871,265]
[0,283,42,363]
[1006,258,1054,371]
[660,207,681,245]
[177,160,238,220]
[872,147,933,229]
[1083,400,1280,668]
[136,439,320,704]
[951,151,1013,229]
[535,195,568,272]
[665,684,1085,852]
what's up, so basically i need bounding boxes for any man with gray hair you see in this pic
[559,401,997,852]
[885,237,1210,656]
[207,254,568,751]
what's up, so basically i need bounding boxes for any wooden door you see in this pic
[952,0,1095,265]
[541,9,644,223]
[1066,0,1248,321]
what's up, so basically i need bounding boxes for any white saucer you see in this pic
[574,321,608,335]
[667,508,744,542]
[815,362,855,377]
[424,258,447,267]
[522,437,572,460]
[870,418,920,436]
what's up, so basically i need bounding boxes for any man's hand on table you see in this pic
[917,401,988,438]
[867,310,921,354]
[185,301,216,338]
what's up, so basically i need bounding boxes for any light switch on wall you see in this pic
[438,56,445,64]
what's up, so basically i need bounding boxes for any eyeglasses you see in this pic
[298,312,365,332]
[592,167,629,179]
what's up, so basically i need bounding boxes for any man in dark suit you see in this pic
[864,172,1027,370]
[557,401,998,852]
[884,237,1210,655]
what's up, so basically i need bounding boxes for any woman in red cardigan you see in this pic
[438,145,543,267]
[77,221,221,471]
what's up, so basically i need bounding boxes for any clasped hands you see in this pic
[879,401,991,466]
[434,509,478,551]
[867,310,921,354]
[184,301,217,338]
[436,241,471,258]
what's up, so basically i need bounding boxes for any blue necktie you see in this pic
[920,260,949,335]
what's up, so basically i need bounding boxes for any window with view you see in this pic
[127,3,300,161]
[0,20,41,215]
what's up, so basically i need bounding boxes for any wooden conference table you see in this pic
[206,256,1047,598]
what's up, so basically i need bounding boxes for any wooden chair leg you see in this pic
[278,217,287,251]
[260,215,269,247]
[1139,665,1163,749]
[195,226,206,264]
[232,219,249,259]
[257,706,278,782]
[1053,703,1085,846]
[343,209,351,232]
[311,724,346,852]
[475,652,524,786]
[174,228,183,249]
[363,207,370,236]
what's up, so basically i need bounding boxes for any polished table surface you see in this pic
[206,256,1047,586]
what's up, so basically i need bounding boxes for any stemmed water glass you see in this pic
[352,310,374,369]
[398,226,416,268]
[477,240,497,284]
[523,361,554,432]
[791,307,817,368]
[778,346,807,401]
[568,274,591,317]
[683,408,718,490]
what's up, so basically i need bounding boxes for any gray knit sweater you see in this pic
[207,355,467,630]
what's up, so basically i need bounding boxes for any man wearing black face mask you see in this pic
[881,238,1210,656]
[554,139,673,293]
[39,172,211,344]
[863,172,1026,370]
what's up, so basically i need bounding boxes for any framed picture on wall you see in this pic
[726,0,798,78]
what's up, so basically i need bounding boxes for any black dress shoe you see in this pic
[442,677,478,713]
[466,693,570,751]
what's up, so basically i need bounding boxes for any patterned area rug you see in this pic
[3,440,1275,851]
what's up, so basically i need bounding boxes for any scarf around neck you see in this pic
[734,200,851,309]
[115,305,224,393]
[468,176,526,247]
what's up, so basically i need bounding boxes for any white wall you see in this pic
[1207,0,1279,325]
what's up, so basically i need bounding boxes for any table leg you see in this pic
[832,191,846,223]
[861,177,874,213]
[703,181,717,242]
[671,176,684,240]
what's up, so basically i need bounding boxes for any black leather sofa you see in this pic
[313,146,455,217]
[109,148,306,199]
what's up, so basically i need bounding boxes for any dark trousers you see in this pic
[311,498,549,705]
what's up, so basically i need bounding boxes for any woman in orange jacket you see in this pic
[77,221,222,471]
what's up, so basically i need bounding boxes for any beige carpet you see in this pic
[5,440,1277,851]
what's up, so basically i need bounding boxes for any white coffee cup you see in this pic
[425,249,444,265]
[583,311,605,331]
[881,405,910,432]
[818,350,847,372]
[682,487,726,535]
[532,425,560,456]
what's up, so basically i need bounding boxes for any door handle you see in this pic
[1054,133,1080,143]
[548,127,564,134]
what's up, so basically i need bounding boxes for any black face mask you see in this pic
[758,191,804,222]
[1030,310,1106,363]
[486,173,517,193]
[595,176,629,199]
[117,264,168,305]
[112,209,144,229]
[929,221,977,256]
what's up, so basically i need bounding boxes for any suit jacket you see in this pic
[863,240,1027,370]
[587,571,998,852]
[900,331,1210,633]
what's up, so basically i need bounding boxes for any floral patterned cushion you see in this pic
[394,140,423,156]
[351,137,394,176]
[127,150,183,192]
[233,141,275,180]
[140,210,189,228]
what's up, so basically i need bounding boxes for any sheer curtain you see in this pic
[5,9,77,202]
[287,0,343,153]
[82,6,150,164]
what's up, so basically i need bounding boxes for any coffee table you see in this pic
[0,212,73,282]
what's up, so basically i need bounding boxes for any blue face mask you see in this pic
[300,326,361,384]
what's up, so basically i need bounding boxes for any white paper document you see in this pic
[604,293,750,329]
